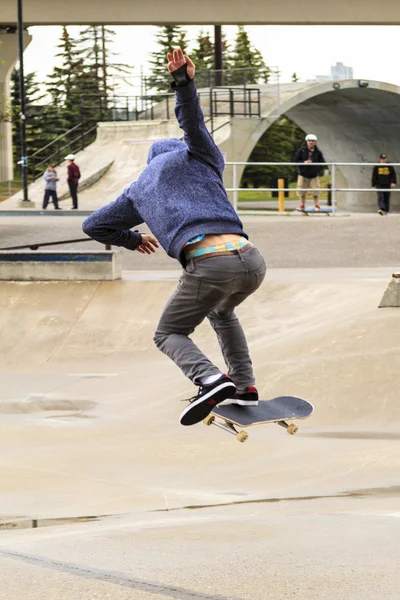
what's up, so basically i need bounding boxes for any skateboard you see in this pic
[296,206,333,215]
[203,396,313,443]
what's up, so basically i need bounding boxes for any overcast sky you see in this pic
[23,25,400,90]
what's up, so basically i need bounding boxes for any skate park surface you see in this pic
[1,215,400,599]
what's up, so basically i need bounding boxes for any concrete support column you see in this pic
[0,28,31,182]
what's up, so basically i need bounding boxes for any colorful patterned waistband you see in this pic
[185,236,249,259]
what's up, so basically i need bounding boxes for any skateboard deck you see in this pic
[204,396,313,443]
[296,207,333,215]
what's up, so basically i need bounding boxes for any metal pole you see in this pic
[214,26,223,87]
[17,0,29,202]
[233,163,238,212]
[278,178,285,212]
[331,163,336,214]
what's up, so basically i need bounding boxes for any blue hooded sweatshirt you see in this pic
[82,79,246,265]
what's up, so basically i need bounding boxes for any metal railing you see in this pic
[30,122,97,181]
[110,66,279,97]
[79,88,262,123]
[0,238,110,251]
[225,161,400,212]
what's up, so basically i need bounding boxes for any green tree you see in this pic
[191,29,214,88]
[99,26,132,96]
[10,68,63,177]
[147,26,188,94]
[0,42,12,126]
[241,116,305,189]
[292,72,300,83]
[229,26,270,85]
[46,26,86,127]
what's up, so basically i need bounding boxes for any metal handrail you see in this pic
[30,122,85,158]
[226,161,400,213]
[0,238,110,251]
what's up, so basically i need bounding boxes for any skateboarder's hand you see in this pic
[391,183,396,188]
[167,47,195,79]
[136,234,159,255]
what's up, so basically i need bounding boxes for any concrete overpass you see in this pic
[1,0,400,25]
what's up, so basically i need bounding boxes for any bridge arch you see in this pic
[221,80,400,211]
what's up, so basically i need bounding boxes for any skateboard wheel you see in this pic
[287,424,298,435]
[203,415,215,426]
[236,431,248,443]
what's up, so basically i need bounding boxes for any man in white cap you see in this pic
[65,154,81,209]
[294,134,326,211]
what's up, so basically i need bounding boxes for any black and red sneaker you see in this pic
[221,386,259,407]
[180,375,236,426]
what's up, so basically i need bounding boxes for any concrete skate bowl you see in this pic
[0,274,399,540]
[1,276,399,429]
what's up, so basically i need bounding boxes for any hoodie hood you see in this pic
[147,138,187,164]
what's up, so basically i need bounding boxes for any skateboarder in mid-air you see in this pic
[82,48,266,426]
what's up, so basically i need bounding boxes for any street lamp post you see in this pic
[17,0,29,202]
[214,26,223,87]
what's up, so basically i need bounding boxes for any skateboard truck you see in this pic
[203,415,249,442]
[203,415,298,442]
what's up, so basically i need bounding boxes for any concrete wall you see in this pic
[0,251,122,280]
[1,0,400,24]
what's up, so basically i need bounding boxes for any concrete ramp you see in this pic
[1,271,399,599]
[1,119,231,211]
[379,272,400,307]
[1,274,399,424]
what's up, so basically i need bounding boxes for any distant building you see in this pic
[331,62,353,80]
[313,62,354,82]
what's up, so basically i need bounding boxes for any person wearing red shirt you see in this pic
[65,153,81,209]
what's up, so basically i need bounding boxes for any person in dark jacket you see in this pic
[294,134,326,211]
[82,48,266,427]
[372,154,397,215]
[42,165,61,210]
[65,154,81,209]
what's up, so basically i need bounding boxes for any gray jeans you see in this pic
[153,246,266,388]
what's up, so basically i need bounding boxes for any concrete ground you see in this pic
[0,214,399,599]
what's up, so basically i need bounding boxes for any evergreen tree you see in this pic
[77,26,105,120]
[241,116,305,189]
[229,26,270,85]
[10,68,63,177]
[191,29,214,88]
[0,42,12,125]
[46,26,86,127]
[78,25,133,118]
[292,72,300,83]
[147,26,188,94]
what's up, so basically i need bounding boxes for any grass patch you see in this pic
[238,175,331,202]
[0,180,22,202]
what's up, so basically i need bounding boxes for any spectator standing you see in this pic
[372,153,397,215]
[42,165,61,210]
[65,153,81,210]
[294,134,326,211]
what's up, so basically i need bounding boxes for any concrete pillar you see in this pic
[0,28,31,182]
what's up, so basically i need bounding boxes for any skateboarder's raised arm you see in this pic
[168,48,225,177]
[82,188,158,254]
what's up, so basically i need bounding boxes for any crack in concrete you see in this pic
[0,549,243,600]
